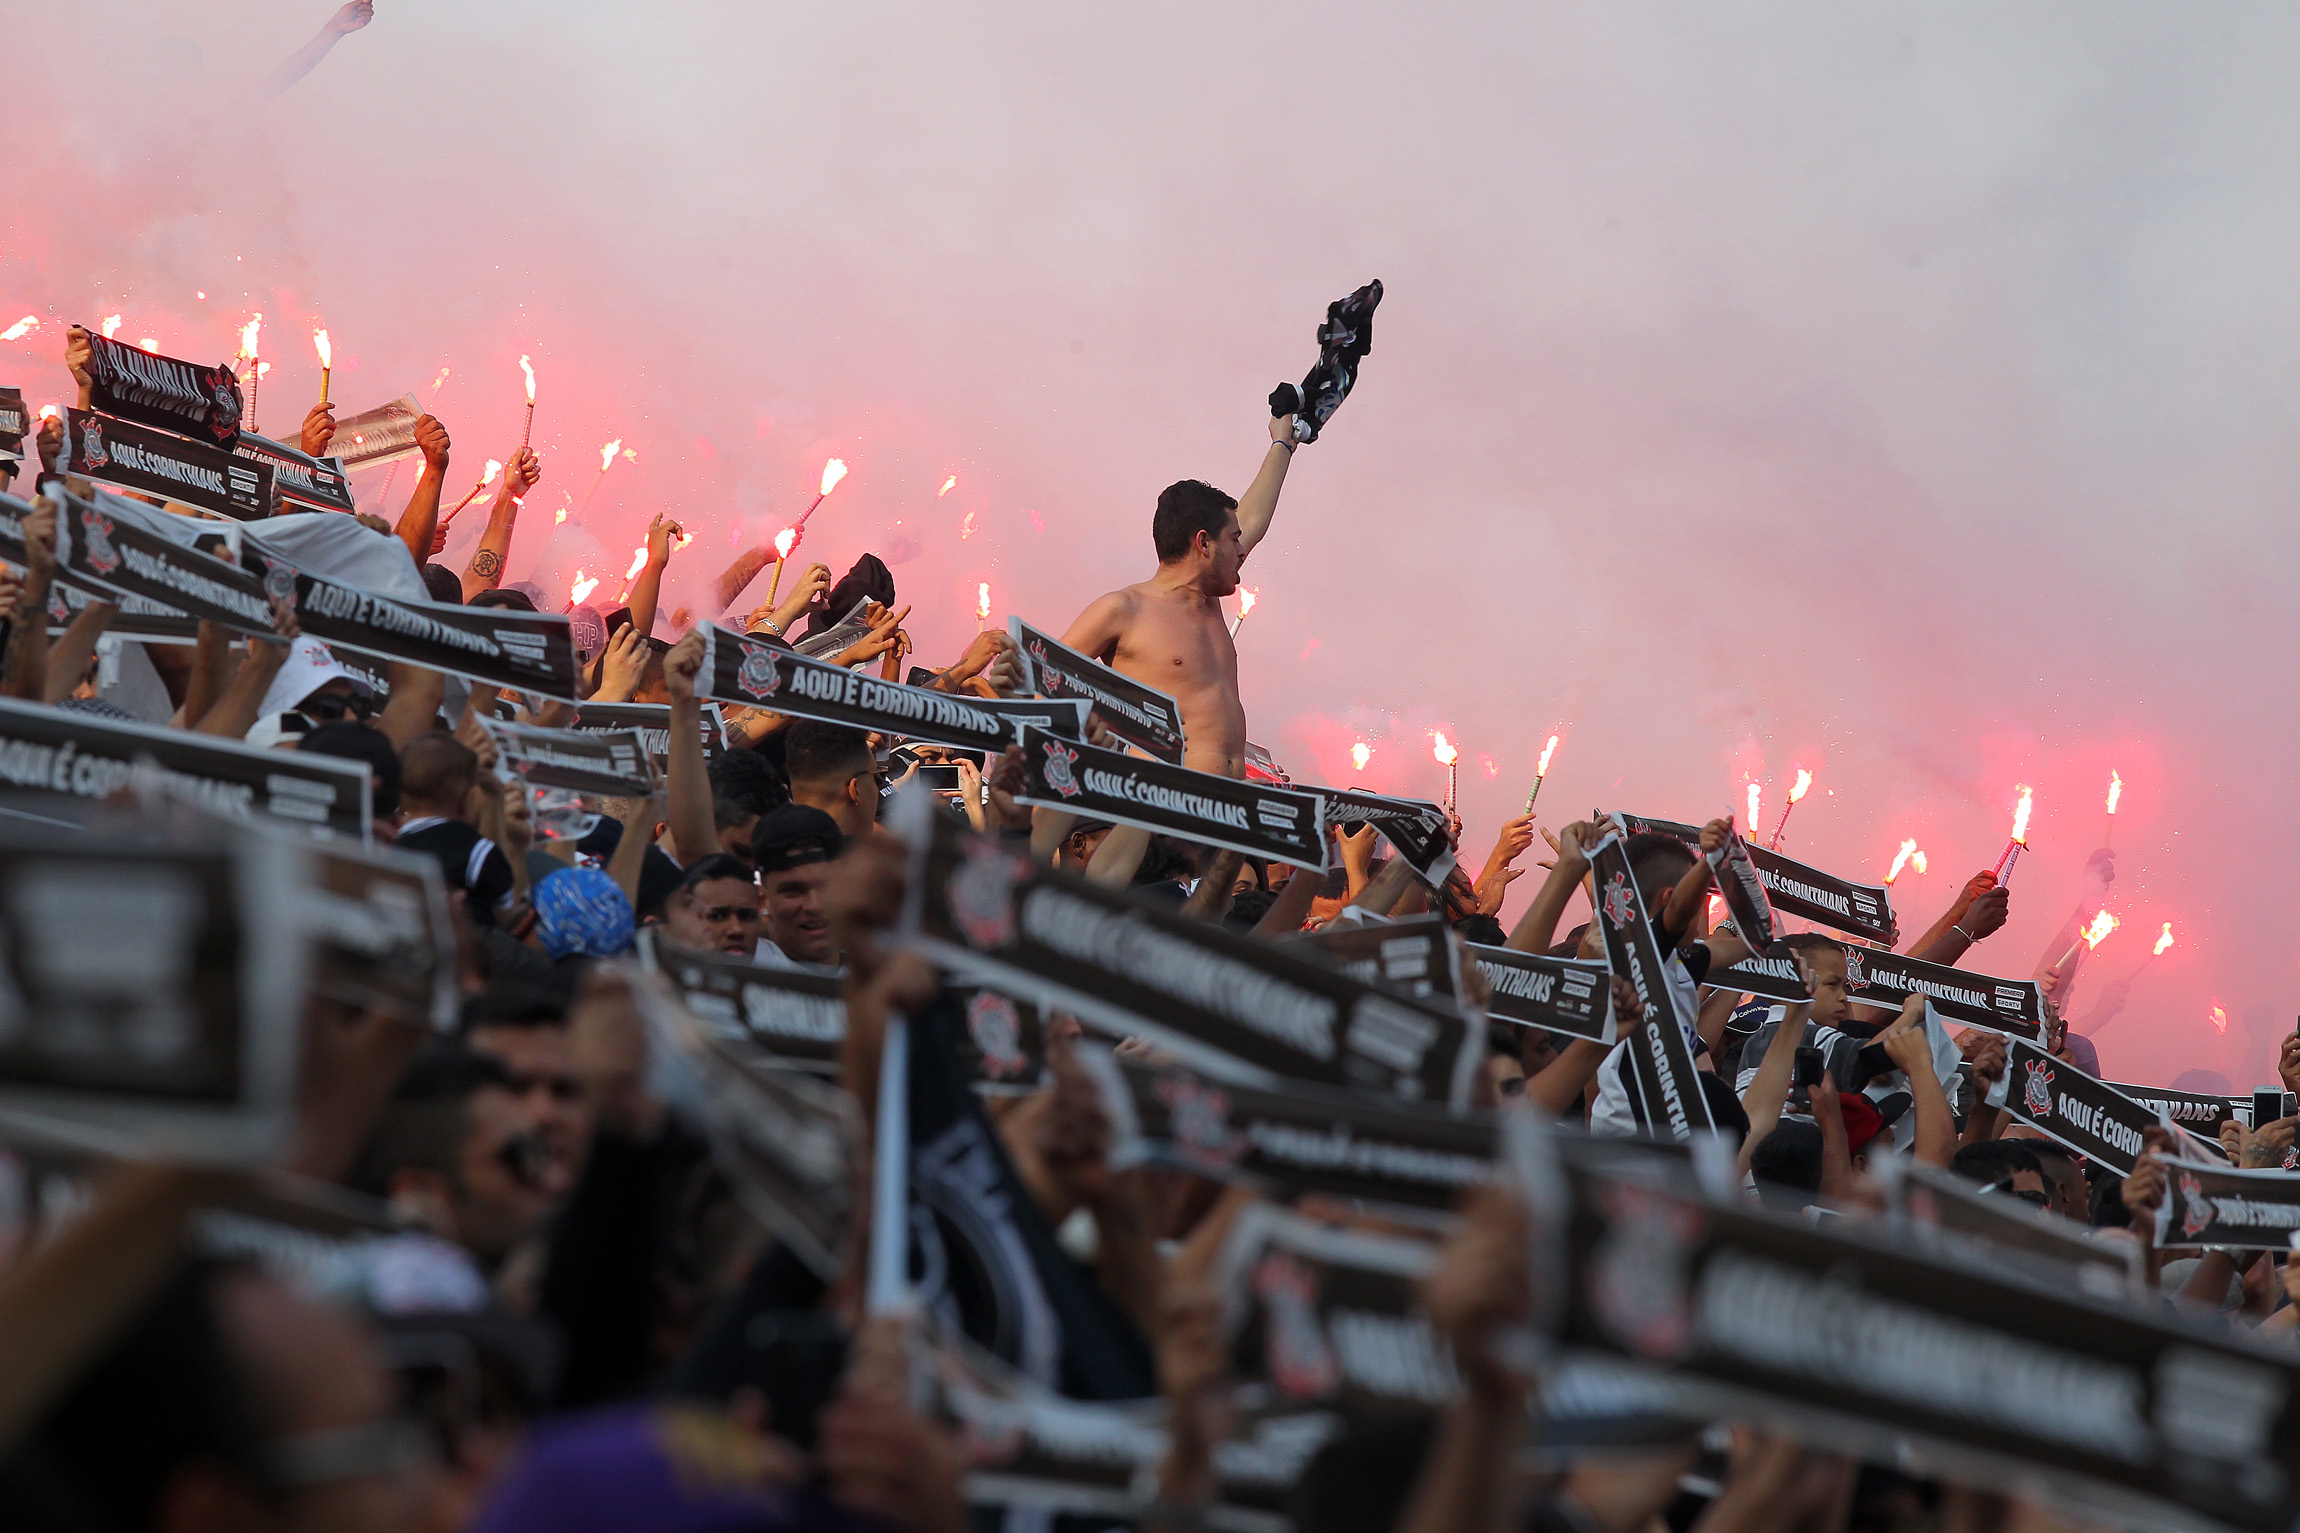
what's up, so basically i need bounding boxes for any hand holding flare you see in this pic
[764,458,848,604]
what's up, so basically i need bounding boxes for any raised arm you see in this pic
[3,498,58,701]
[41,599,116,705]
[625,513,681,641]
[1881,1001,1956,1168]
[263,0,373,97]
[1233,412,1298,557]
[661,631,719,866]
[393,415,451,571]
[1505,820,1595,953]
[1739,1001,1815,1180]
[461,447,539,601]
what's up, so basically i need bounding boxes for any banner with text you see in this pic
[1987,1038,2157,1175]
[232,430,355,514]
[79,330,242,450]
[66,409,273,520]
[1711,943,2046,1042]
[1587,830,1714,1138]
[481,719,657,798]
[1305,786,1458,887]
[1470,943,1618,1044]
[1007,617,1187,764]
[695,622,1016,755]
[1011,726,1328,870]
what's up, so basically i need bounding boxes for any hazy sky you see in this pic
[13,1,2299,1084]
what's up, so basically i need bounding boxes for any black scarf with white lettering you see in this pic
[1469,943,1617,1043]
[1011,725,1327,868]
[66,409,273,520]
[1006,617,1187,764]
[1985,1038,2156,1174]
[1586,830,1714,1138]
[695,622,1015,754]
[78,330,242,449]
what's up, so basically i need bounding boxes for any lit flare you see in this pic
[773,528,798,559]
[570,571,598,605]
[625,545,648,580]
[312,328,331,369]
[938,475,957,497]
[100,315,122,339]
[2209,1004,2229,1035]
[1536,735,1559,776]
[1,316,39,342]
[1886,839,1921,883]
[820,457,847,497]
[2105,770,2122,815]
[1351,742,1372,772]
[2153,922,2174,957]
[599,439,622,473]
[1431,731,1458,766]
[1746,783,1762,832]
[518,354,536,403]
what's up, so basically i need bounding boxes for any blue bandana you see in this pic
[534,866,634,960]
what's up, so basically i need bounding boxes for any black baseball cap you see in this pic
[750,805,844,874]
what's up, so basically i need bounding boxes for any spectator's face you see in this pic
[716,816,759,865]
[467,1023,590,1193]
[1229,862,1261,897]
[453,1084,556,1265]
[763,861,836,964]
[1802,949,1850,1025]
[664,875,761,956]
[216,1269,426,1533]
[2006,1168,2052,1206]
[1061,827,1111,871]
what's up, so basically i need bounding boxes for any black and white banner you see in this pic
[0,492,199,641]
[639,930,1048,1094]
[0,695,369,840]
[563,700,726,774]
[1987,1038,2157,1175]
[0,387,25,461]
[78,331,242,450]
[1094,1049,1496,1215]
[640,929,845,1072]
[0,814,306,1165]
[788,601,879,660]
[66,409,273,521]
[1470,943,1618,1044]
[232,430,354,514]
[694,622,1016,754]
[481,719,656,798]
[55,489,581,698]
[2107,1081,2239,1141]
[305,842,458,1034]
[1708,822,1783,953]
[1286,914,1460,1001]
[1011,726,1328,870]
[1710,943,2046,1042]
[1586,830,1714,1138]
[1214,1202,1454,1412]
[1896,1163,2137,1299]
[632,970,857,1280]
[1620,813,1896,945]
[896,795,1478,1107]
[1007,617,1186,765]
[1305,786,1457,886]
[967,694,1089,745]
[325,394,422,471]
[1556,1153,2300,1533]
[2154,1156,2300,1250]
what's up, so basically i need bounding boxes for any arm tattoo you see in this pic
[469,549,503,583]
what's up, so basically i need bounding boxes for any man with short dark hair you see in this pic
[784,720,878,838]
[463,989,591,1196]
[1951,1139,2051,1206]
[351,1047,558,1271]
[1058,409,1301,777]
[654,852,761,956]
[397,731,519,924]
[298,719,403,839]
[750,805,843,971]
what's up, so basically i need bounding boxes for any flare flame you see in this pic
[2209,1004,2229,1035]
[312,328,331,369]
[1746,783,1762,830]
[2105,770,2123,815]
[2009,784,2033,845]
[1789,767,1813,803]
[1431,731,1458,766]
[1237,588,1258,620]
[599,438,622,472]
[819,458,847,497]
[99,315,121,339]
[2078,909,2119,950]
[976,582,992,622]
[569,571,598,605]
[2153,923,2174,958]
[1887,839,1921,882]
[1535,734,1559,776]
[1351,742,1372,771]
[1,316,39,342]
[773,528,798,559]
[625,545,648,580]
[938,475,957,497]
[517,354,536,402]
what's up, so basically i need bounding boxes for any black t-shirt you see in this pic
[398,817,517,925]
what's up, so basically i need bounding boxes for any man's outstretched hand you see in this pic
[328,1,375,35]
[300,401,337,458]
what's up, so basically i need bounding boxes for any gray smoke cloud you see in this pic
[12,1,2294,1084]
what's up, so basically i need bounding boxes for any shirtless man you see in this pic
[1059,411,1299,778]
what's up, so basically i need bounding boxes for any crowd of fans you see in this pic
[0,314,2287,1533]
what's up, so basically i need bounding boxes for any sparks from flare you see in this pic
[2055,909,2119,973]
[766,457,851,603]
[1993,784,2034,884]
[2103,769,2123,848]
[1525,733,1561,812]
[1768,766,1814,849]
[1351,742,1372,772]
[1,316,39,342]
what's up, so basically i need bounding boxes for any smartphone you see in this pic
[2254,1087,2286,1129]
[912,763,965,793]
[1794,1046,1826,1089]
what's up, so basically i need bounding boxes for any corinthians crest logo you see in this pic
[77,416,108,471]
[963,991,1029,1081]
[1154,1073,1244,1174]
[78,506,120,577]
[2022,1059,2055,1119]
[1253,1252,1338,1400]
[947,839,1020,949]
[1843,947,1871,992]
[259,556,299,610]
[2178,1170,2215,1241]
[1599,871,1636,930]
[1041,738,1082,799]
[735,640,782,700]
